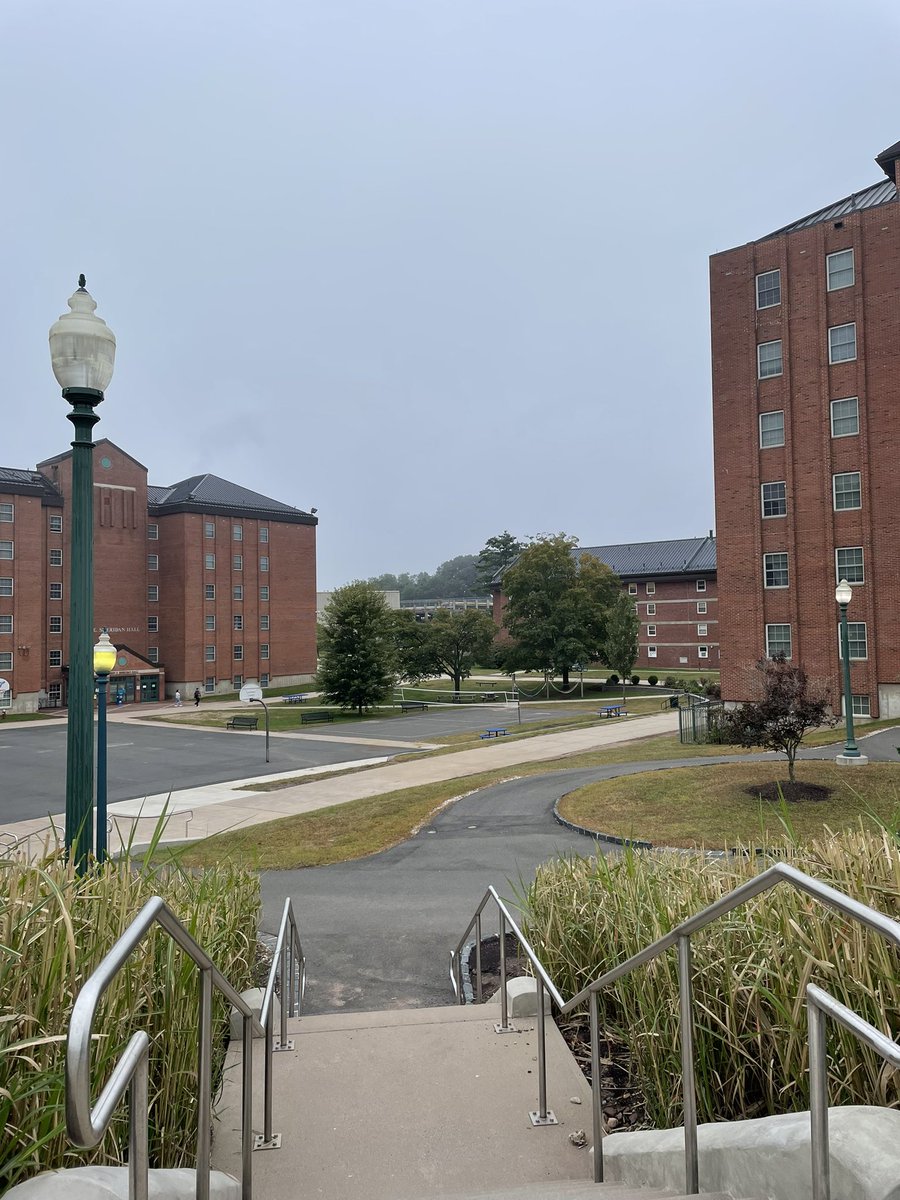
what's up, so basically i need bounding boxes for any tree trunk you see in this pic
[787,749,796,784]
[562,666,569,689]
[453,670,462,693]
[623,680,627,708]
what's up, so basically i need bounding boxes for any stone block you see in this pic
[502,976,551,1017]
[4,1167,240,1199]
[229,986,278,1040]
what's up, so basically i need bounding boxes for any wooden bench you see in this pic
[301,710,335,725]
[480,727,508,739]
[226,715,259,731]
[399,701,429,712]
[283,693,306,704]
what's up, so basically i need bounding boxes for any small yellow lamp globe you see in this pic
[93,630,118,676]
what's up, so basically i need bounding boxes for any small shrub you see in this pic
[664,675,679,690]
[648,675,659,687]
[630,674,640,686]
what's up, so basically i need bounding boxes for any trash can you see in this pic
[669,695,679,709]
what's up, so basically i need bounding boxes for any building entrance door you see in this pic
[140,676,159,702]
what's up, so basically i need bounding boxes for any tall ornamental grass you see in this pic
[523,827,900,1128]
[0,848,259,1194]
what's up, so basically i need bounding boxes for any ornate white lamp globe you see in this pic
[835,579,853,607]
[93,630,118,676]
[48,275,116,392]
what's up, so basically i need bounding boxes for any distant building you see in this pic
[0,439,317,712]
[491,535,718,672]
[316,590,401,615]
[711,138,900,715]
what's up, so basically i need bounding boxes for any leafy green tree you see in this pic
[603,590,641,706]
[476,531,525,591]
[400,608,496,693]
[501,534,620,688]
[429,555,480,599]
[316,583,398,716]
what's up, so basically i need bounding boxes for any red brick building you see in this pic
[0,439,317,712]
[711,139,900,717]
[492,536,718,672]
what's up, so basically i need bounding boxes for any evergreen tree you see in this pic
[476,531,525,591]
[603,590,641,706]
[316,583,398,716]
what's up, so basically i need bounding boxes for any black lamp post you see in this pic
[49,277,116,870]
[835,578,861,761]
[93,629,118,861]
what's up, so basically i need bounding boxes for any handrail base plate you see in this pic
[273,1039,295,1052]
[529,1110,558,1126]
[254,1133,283,1150]
[494,1021,517,1034]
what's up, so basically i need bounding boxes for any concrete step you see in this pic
[428,1185,737,1199]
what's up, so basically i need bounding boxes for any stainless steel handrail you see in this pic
[67,895,266,1200]
[258,898,307,1147]
[453,862,900,1198]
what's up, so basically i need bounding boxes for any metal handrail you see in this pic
[67,895,266,1200]
[258,898,307,1147]
[453,862,900,1198]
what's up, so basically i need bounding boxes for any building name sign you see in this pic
[93,626,141,634]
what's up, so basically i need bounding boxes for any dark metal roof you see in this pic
[764,178,897,240]
[150,473,316,524]
[577,536,716,578]
[0,467,63,504]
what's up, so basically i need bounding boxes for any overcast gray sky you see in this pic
[3,1,898,587]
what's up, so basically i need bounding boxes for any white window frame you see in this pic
[233,615,243,631]
[0,541,13,561]
[839,622,868,661]
[697,623,708,637]
[698,645,709,659]
[828,323,857,364]
[845,694,870,717]
[260,672,270,687]
[833,472,862,511]
[697,600,707,614]
[233,585,243,601]
[696,579,707,593]
[260,527,269,544]
[233,555,243,571]
[49,515,63,533]
[205,615,216,631]
[830,397,859,438]
[233,525,243,541]
[0,651,12,670]
[0,578,12,597]
[50,582,63,600]
[827,248,854,292]
[260,614,270,630]
[763,552,789,589]
[260,586,269,602]
[49,616,62,634]
[205,645,216,662]
[835,547,864,585]
[232,674,243,689]
[148,554,159,572]
[646,602,656,616]
[148,523,159,540]
[148,615,159,633]
[757,340,783,379]
[205,584,216,600]
[646,582,656,595]
[148,647,159,664]
[765,623,792,659]
[761,481,787,518]
[261,643,270,660]
[234,645,244,661]
[205,522,215,539]
[759,410,785,448]
[756,269,781,309]
[646,624,657,638]
[0,503,13,523]
[147,585,159,602]
[647,645,657,658]
[205,554,215,570]
[260,556,270,573]
[205,676,216,692]
[0,687,11,708]
[0,615,12,634]
[49,548,63,567]
[49,649,62,668]
[627,583,637,596]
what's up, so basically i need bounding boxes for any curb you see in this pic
[552,789,653,850]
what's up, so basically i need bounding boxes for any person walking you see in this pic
[193,687,201,707]
[174,689,182,707]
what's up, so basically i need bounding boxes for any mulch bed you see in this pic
[746,780,833,803]
[465,935,648,1132]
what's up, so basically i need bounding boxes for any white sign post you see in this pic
[240,683,269,762]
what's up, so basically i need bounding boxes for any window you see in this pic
[697,624,708,637]
[147,585,159,602]
[148,554,159,571]
[648,646,657,658]
[756,269,781,309]
[765,623,792,658]
[646,582,655,595]
[761,481,787,517]
[260,673,270,687]
[205,554,215,570]
[148,616,159,633]
[0,688,11,708]
[232,674,243,689]
[0,651,12,669]
[260,527,269,543]
[646,624,657,638]
[839,622,868,660]
[260,614,270,630]
[260,586,269,602]
[233,615,243,630]
[698,646,709,659]
[833,472,861,511]
[646,603,656,616]
[47,683,61,704]
[233,555,243,571]
[205,676,216,692]
[759,410,785,448]
[828,323,857,363]
[205,645,216,662]
[50,582,62,600]
[260,556,269,573]
[757,340,783,379]
[836,547,864,585]
[827,249,854,291]
[205,614,216,631]
[261,643,270,660]
[49,650,62,668]
[696,579,707,593]
[0,503,13,522]
[49,548,62,567]
[49,515,62,533]
[0,615,11,634]
[233,525,243,541]
[847,694,870,717]
[49,616,62,634]
[697,601,707,614]
[205,584,216,600]
[0,579,11,597]
[0,542,13,560]
[148,523,159,540]
[233,585,243,601]
[205,522,215,539]
[764,552,789,588]
[234,645,243,660]
[628,583,637,595]
[830,397,859,438]
[148,647,159,664]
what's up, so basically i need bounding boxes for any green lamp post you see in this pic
[49,277,116,870]
[93,629,118,862]
[835,578,865,765]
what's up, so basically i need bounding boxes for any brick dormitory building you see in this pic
[0,439,318,713]
[492,535,719,673]
[711,137,900,718]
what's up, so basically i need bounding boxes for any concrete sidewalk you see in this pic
[0,711,677,853]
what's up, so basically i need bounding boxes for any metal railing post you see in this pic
[279,937,289,1049]
[197,966,213,1200]
[494,909,514,1032]
[590,989,603,1182]
[808,996,830,1200]
[678,935,699,1195]
[129,1050,149,1200]
[475,913,483,1003]
[528,977,558,1125]
[241,1015,253,1200]
[264,1014,274,1144]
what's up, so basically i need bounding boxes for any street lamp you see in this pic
[93,629,118,862]
[49,276,116,869]
[835,579,867,766]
